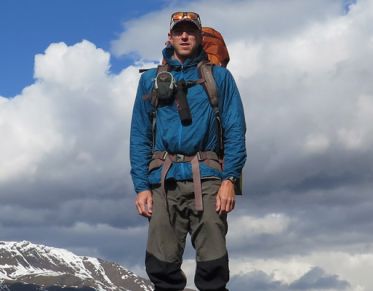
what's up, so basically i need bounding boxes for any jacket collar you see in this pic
[162,45,206,70]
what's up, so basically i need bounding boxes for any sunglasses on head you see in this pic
[170,12,201,24]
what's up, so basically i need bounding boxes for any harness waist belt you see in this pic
[149,151,222,211]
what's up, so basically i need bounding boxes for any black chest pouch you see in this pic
[154,71,176,104]
[152,71,194,125]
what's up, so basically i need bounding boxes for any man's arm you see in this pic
[215,69,247,214]
[130,74,154,216]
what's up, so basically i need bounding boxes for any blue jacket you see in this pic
[130,46,246,193]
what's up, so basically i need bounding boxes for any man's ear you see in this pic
[168,32,173,45]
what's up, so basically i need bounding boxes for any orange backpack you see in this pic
[202,27,230,68]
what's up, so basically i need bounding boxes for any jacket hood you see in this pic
[162,45,207,69]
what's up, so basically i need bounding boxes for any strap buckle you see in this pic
[162,151,168,160]
[175,153,185,162]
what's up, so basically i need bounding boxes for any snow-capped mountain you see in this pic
[0,241,153,291]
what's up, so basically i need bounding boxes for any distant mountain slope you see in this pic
[0,282,95,290]
[0,241,153,291]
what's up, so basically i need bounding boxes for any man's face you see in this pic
[168,22,202,62]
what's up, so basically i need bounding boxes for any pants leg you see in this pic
[146,181,189,291]
[190,179,229,291]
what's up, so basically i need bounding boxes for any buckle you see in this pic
[175,154,185,162]
[162,151,168,160]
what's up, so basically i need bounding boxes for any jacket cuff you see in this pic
[135,183,151,194]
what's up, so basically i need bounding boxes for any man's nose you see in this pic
[180,31,189,39]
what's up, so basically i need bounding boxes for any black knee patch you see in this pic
[195,254,229,291]
[145,251,186,290]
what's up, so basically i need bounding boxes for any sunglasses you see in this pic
[170,12,201,26]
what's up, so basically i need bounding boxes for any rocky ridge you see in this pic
[0,241,153,291]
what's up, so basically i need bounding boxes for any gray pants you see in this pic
[146,179,229,291]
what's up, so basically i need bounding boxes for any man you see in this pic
[130,11,246,291]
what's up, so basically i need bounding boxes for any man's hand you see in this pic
[216,180,236,215]
[135,190,153,217]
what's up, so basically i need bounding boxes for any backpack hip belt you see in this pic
[149,151,222,211]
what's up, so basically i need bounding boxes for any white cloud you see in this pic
[184,251,367,291]
[337,94,373,150]
[227,251,373,291]
[0,84,64,182]
[0,96,8,104]
[0,40,140,186]
[304,134,330,153]
[34,41,110,90]
[229,213,291,240]
[229,0,373,195]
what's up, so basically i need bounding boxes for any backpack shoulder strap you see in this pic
[197,61,224,158]
[198,61,219,110]
[150,64,170,152]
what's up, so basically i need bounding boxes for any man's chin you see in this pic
[174,47,198,60]
[179,49,192,55]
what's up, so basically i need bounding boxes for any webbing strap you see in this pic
[149,151,222,170]
[197,61,224,158]
[151,151,222,212]
[160,156,173,201]
[191,155,203,211]
[198,61,219,108]
[151,111,157,152]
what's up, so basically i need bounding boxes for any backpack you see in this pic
[201,27,230,67]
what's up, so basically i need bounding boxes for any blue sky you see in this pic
[2,1,373,291]
[0,0,169,97]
